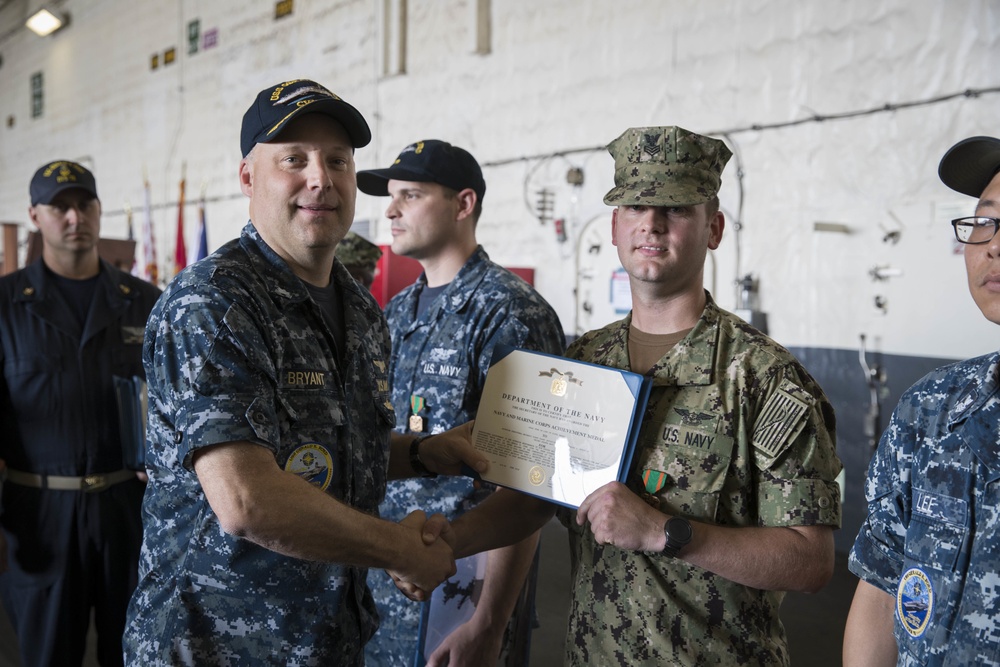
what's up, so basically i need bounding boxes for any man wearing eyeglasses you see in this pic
[844,135,1000,666]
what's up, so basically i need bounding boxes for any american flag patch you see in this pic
[753,387,809,457]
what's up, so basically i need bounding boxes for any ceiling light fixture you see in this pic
[25,8,65,37]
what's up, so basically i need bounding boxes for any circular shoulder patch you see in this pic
[285,443,334,491]
[897,567,934,638]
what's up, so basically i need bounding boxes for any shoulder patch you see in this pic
[752,384,809,457]
[897,567,934,638]
[285,443,335,491]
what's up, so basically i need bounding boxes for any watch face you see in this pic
[667,517,693,544]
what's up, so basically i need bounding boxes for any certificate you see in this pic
[470,345,651,509]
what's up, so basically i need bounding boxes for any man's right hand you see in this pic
[419,422,488,477]
[387,510,456,601]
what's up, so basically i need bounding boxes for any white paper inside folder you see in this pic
[470,344,651,509]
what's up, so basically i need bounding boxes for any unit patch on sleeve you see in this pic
[897,567,934,638]
[285,443,335,491]
[752,385,809,458]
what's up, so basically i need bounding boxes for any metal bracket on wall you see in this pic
[869,265,902,281]
[858,334,889,448]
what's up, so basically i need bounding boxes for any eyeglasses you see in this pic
[952,216,1000,244]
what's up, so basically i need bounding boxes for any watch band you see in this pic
[661,539,682,558]
[408,435,438,478]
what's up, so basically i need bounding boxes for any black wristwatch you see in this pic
[661,516,692,558]
[409,435,438,478]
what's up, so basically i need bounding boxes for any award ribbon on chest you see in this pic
[409,394,426,432]
[640,468,668,507]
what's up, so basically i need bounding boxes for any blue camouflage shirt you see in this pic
[850,351,1000,666]
[124,222,394,666]
[366,245,564,665]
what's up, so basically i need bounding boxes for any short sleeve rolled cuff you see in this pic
[849,353,1000,666]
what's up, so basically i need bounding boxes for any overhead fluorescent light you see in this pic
[26,8,64,36]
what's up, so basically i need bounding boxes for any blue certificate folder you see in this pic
[113,375,147,470]
[414,345,650,665]
[468,344,652,510]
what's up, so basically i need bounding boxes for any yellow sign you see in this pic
[275,0,293,19]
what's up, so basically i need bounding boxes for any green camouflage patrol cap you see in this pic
[335,232,382,269]
[603,126,732,207]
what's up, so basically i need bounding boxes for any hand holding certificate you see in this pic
[470,346,650,509]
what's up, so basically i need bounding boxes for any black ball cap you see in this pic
[30,160,98,206]
[938,136,1000,198]
[240,79,371,157]
[357,139,486,202]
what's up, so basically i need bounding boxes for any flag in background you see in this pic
[195,188,209,262]
[174,168,187,276]
[124,201,138,275]
[142,176,158,285]
[125,201,134,240]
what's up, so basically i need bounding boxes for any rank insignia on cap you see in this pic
[642,135,661,157]
[285,443,335,491]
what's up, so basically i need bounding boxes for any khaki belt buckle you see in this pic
[82,474,109,493]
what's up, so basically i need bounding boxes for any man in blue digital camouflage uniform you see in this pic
[435,126,842,667]
[0,160,160,667]
[123,80,488,666]
[358,140,565,666]
[845,136,1000,667]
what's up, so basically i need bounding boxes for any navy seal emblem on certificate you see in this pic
[470,345,651,509]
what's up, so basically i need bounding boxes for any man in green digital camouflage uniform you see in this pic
[335,231,382,290]
[439,125,843,666]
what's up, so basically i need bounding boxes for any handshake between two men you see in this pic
[384,420,558,602]
[384,420,673,602]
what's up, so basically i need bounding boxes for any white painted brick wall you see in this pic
[0,0,997,358]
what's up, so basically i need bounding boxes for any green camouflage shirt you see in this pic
[562,294,841,666]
